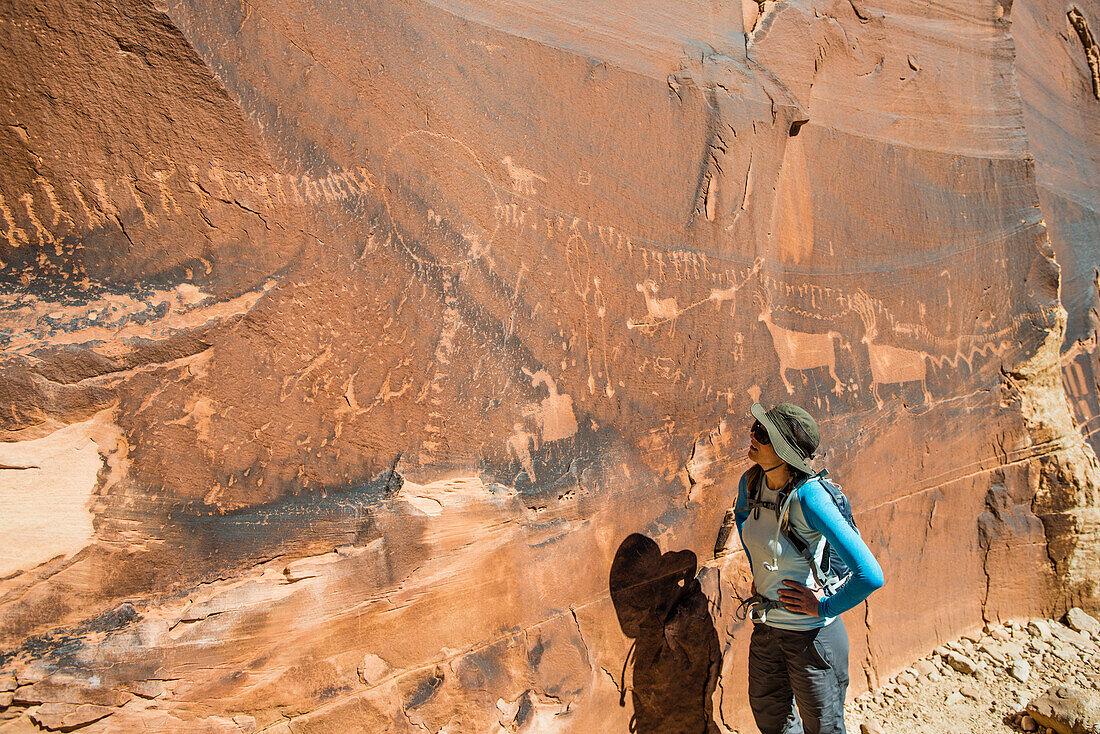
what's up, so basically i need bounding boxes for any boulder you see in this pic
[1027,686,1100,734]
[913,659,937,678]
[961,685,982,701]
[943,650,981,675]
[1066,609,1100,637]
[860,720,885,734]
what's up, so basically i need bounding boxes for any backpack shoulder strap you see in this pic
[745,465,786,519]
[777,474,830,588]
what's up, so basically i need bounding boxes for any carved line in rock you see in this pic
[494,162,1040,276]
[236,542,734,728]
[860,425,1083,514]
[381,129,503,274]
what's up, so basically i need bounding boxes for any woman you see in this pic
[720,402,884,734]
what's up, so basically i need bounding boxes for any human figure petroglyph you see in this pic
[151,170,182,216]
[124,178,158,228]
[92,180,120,223]
[853,291,931,408]
[592,275,615,399]
[462,230,493,265]
[755,291,844,396]
[506,422,538,484]
[33,177,75,229]
[565,219,606,397]
[18,193,53,246]
[523,368,578,442]
[501,156,546,195]
[0,193,28,248]
[69,181,104,228]
[1,161,379,248]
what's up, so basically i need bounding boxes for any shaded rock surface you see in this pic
[0,0,1099,731]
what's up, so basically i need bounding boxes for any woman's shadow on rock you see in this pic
[610,534,722,734]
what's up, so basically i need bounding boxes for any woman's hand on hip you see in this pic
[778,579,823,616]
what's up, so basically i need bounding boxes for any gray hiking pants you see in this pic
[747,619,849,734]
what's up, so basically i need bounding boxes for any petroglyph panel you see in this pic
[0,0,1094,732]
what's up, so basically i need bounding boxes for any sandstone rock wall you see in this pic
[1,0,1098,731]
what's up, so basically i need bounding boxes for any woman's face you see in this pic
[747,421,783,467]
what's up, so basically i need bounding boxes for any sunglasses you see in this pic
[750,421,771,445]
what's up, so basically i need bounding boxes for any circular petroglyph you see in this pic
[382,130,502,272]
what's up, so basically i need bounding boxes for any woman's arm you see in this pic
[799,481,884,618]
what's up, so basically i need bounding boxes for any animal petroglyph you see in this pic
[501,156,546,196]
[627,280,683,335]
[637,280,680,320]
[627,259,763,334]
[756,291,843,396]
[853,291,931,408]
[708,257,764,306]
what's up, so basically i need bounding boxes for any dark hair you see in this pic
[787,467,810,485]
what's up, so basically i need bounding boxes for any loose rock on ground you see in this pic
[846,609,1100,734]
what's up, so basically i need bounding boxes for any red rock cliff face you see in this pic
[0,0,1097,730]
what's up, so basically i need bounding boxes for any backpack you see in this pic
[744,465,859,594]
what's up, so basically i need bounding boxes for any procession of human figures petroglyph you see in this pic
[0,160,377,249]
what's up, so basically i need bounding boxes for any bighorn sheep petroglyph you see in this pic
[636,280,680,320]
[627,280,683,335]
[853,291,931,408]
[755,291,843,395]
[501,156,546,195]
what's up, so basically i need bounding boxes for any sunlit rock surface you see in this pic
[1,0,1098,730]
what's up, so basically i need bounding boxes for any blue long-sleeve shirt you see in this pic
[734,469,884,629]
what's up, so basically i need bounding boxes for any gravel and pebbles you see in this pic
[846,609,1100,734]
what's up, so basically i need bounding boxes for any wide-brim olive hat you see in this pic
[750,402,820,474]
